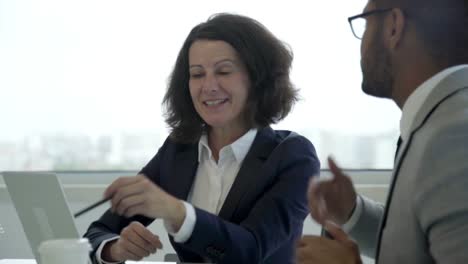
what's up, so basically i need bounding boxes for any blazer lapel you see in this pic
[375,67,468,262]
[166,144,199,201]
[411,67,468,135]
[218,127,277,221]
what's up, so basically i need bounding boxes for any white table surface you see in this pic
[0,260,175,264]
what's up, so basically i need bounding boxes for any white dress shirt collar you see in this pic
[197,129,258,163]
[400,65,468,141]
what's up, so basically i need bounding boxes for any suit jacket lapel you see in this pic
[167,144,199,201]
[411,67,468,134]
[375,67,468,262]
[218,127,277,221]
[164,144,203,262]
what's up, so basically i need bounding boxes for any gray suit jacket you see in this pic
[350,67,468,263]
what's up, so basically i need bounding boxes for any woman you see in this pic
[84,13,319,264]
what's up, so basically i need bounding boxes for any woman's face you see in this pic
[188,40,251,132]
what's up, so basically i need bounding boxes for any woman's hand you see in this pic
[102,221,163,262]
[105,174,186,231]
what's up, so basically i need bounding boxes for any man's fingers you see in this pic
[317,197,328,222]
[309,198,328,224]
[308,179,335,224]
[324,220,348,243]
[295,246,308,262]
[327,157,347,181]
[299,235,320,244]
[308,178,330,207]
[296,238,306,248]
[296,236,322,263]
[309,208,323,224]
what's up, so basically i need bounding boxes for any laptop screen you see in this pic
[2,172,80,263]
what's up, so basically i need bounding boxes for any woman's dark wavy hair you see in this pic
[163,13,298,143]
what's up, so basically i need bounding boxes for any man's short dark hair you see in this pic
[373,0,468,67]
[163,13,298,143]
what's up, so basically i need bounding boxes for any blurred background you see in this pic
[0,1,396,263]
[0,0,400,171]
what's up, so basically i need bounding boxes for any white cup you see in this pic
[38,238,91,264]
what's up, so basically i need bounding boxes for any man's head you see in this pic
[354,0,468,103]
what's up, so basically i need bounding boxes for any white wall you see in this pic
[0,171,390,262]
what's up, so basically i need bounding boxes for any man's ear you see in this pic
[385,8,406,50]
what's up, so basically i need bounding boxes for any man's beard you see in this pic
[361,34,394,99]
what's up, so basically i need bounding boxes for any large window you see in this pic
[0,0,400,171]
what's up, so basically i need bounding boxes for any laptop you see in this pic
[2,172,83,264]
[2,172,188,264]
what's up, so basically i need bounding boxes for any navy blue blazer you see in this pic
[84,127,319,263]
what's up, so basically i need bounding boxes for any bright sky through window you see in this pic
[0,0,400,170]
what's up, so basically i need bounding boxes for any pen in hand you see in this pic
[74,197,111,218]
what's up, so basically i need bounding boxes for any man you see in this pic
[297,0,468,263]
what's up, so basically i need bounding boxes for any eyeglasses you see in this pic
[348,8,392,39]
